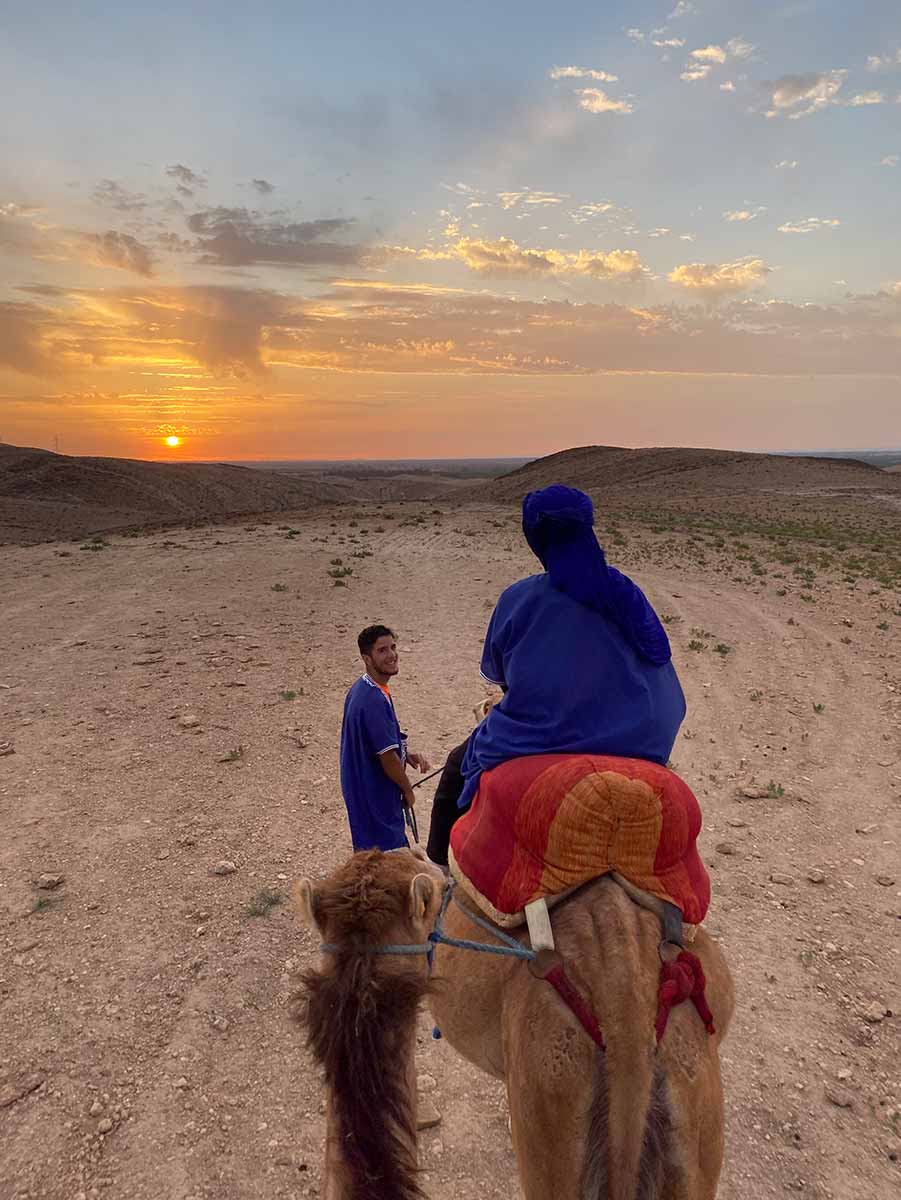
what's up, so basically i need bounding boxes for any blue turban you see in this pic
[521,484,672,666]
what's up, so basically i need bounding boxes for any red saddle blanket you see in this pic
[448,754,710,927]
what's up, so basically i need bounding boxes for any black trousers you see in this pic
[426,737,471,866]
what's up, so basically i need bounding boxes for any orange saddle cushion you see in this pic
[448,754,710,928]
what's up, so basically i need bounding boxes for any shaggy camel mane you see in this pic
[294,851,434,1200]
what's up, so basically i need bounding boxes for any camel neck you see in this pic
[320,994,423,1200]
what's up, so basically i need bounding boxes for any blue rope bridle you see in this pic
[317,879,612,1050]
[320,879,537,971]
[316,877,707,1054]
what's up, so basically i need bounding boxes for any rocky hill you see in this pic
[481,444,891,503]
[472,445,901,551]
[0,444,348,544]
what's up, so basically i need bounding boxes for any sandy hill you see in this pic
[482,444,893,503]
[0,443,348,545]
[474,445,901,553]
[266,464,483,503]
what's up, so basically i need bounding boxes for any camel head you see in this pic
[292,851,444,1200]
[292,848,443,960]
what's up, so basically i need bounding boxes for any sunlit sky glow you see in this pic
[2,1,900,460]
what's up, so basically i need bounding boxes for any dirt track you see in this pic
[1,503,899,1199]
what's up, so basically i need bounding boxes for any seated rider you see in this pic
[427,484,686,865]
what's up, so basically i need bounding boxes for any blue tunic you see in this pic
[340,675,408,851]
[460,574,686,806]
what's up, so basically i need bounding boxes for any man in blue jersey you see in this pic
[339,624,432,852]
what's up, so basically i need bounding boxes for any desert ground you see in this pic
[1,449,899,1200]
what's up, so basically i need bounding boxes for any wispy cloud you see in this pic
[550,65,618,82]
[725,37,755,60]
[683,36,754,80]
[0,205,45,257]
[866,50,901,71]
[440,181,480,196]
[777,216,841,234]
[681,65,712,81]
[93,180,148,213]
[0,202,43,218]
[165,164,207,198]
[669,257,771,294]
[187,206,362,267]
[6,278,901,384]
[498,189,568,209]
[157,231,193,252]
[691,45,727,64]
[2,205,156,277]
[668,2,697,18]
[847,91,885,106]
[724,208,765,222]
[626,29,645,43]
[0,300,62,375]
[764,70,846,118]
[576,88,634,114]
[775,159,799,169]
[881,154,899,167]
[651,34,685,48]
[437,236,647,281]
[77,231,156,276]
[570,201,622,223]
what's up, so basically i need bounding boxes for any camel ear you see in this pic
[291,879,320,931]
[409,873,438,924]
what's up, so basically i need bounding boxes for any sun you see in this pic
[164,435,181,448]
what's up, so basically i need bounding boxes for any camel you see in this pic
[293,847,735,1200]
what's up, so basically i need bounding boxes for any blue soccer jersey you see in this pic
[339,675,408,851]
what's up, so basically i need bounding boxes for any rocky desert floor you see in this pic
[1,500,899,1200]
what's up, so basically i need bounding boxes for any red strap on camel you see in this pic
[529,949,606,1050]
[545,964,607,1050]
[655,950,716,1044]
[529,947,714,1053]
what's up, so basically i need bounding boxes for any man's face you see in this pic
[364,635,399,677]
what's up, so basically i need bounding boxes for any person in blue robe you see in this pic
[453,484,686,817]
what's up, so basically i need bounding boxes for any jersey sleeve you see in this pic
[479,601,509,688]
[360,692,400,756]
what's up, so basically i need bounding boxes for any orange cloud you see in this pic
[668,257,771,294]
[407,235,647,281]
[5,279,901,402]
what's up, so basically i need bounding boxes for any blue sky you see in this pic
[1,1,900,458]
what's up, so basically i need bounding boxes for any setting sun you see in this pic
[164,435,181,448]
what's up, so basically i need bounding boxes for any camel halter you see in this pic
[319,880,534,964]
[319,878,715,1051]
[320,880,605,1049]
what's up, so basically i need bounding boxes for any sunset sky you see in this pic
[2,1,900,461]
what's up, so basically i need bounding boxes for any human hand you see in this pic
[408,751,432,773]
